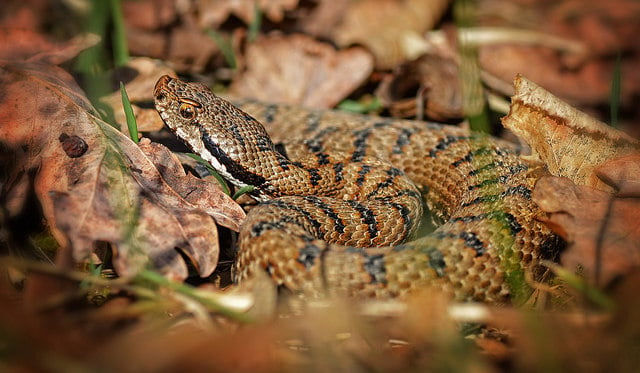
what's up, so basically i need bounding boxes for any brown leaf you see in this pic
[122,0,177,30]
[502,75,640,192]
[138,139,245,232]
[0,61,244,280]
[197,0,299,28]
[332,0,449,69]
[376,54,463,121]
[0,28,98,64]
[230,34,374,108]
[533,174,640,286]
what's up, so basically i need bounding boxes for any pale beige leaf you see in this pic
[332,0,450,69]
[502,75,640,192]
[230,34,373,108]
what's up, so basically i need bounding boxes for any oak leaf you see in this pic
[0,61,244,280]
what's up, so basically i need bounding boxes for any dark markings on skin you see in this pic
[347,200,378,240]
[255,134,274,152]
[453,212,524,236]
[305,111,323,132]
[227,123,246,147]
[274,143,288,158]
[392,128,416,154]
[200,127,267,187]
[351,128,372,162]
[502,185,531,199]
[503,213,523,235]
[333,162,344,183]
[468,162,502,176]
[384,201,412,238]
[434,230,486,257]
[509,164,528,174]
[277,154,291,171]
[363,253,387,284]
[428,135,469,158]
[462,185,531,207]
[306,137,323,153]
[315,152,331,165]
[356,165,372,186]
[255,200,322,235]
[303,196,346,235]
[451,147,491,167]
[460,231,486,256]
[420,246,446,277]
[468,175,509,190]
[308,167,321,186]
[264,104,278,123]
[313,126,341,146]
[367,168,404,198]
[297,243,324,269]
[373,119,392,128]
[250,215,307,237]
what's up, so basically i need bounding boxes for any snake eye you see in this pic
[179,103,196,120]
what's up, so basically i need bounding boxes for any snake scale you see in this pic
[153,75,558,303]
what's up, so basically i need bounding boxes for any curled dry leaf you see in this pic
[332,0,450,69]
[376,54,463,121]
[502,75,640,193]
[230,34,374,108]
[0,61,244,280]
[533,169,640,287]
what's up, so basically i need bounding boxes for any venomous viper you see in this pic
[154,75,559,303]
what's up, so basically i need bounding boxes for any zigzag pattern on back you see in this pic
[154,75,558,302]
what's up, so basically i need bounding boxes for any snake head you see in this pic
[153,75,281,199]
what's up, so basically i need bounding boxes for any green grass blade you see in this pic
[110,0,129,66]
[232,185,255,200]
[120,82,139,143]
[183,153,231,195]
[248,4,262,42]
[454,0,490,133]
[207,29,237,69]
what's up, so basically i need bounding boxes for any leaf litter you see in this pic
[1,2,640,372]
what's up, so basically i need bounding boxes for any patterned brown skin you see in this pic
[154,75,558,302]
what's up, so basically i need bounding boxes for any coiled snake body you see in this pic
[154,75,557,302]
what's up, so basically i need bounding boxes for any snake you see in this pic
[153,75,559,303]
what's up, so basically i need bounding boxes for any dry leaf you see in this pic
[502,75,640,192]
[122,0,176,30]
[197,0,299,28]
[0,28,98,64]
[126,20,220,74]
[230,34,374,108]
[533,171,640,286]
[332,0,450,69]
[376,54,463,121]
[0,61,244,280]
